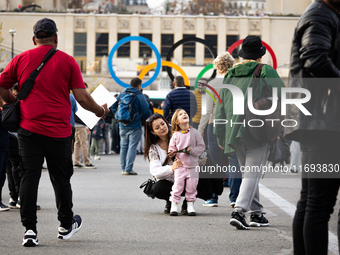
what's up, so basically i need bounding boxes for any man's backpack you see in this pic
[115,91,142,126]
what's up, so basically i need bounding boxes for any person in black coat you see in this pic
[285,1,340,254]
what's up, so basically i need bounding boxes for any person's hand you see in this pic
[172,159,182,171]
[200,132,204,138]
[218,145,224,150]
[200,157,207,166]
[103,139,105,143]
[95,103,110,118]
[168,150,175,158]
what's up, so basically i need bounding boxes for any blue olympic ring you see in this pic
[108,36,162,88]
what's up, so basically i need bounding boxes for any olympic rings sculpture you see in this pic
[165,37,217,82]
[107,37,277,89]
[138,61,190,86]
[108,36,162,88]
[193,39,278,90]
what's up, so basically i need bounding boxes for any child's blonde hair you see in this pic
[171,109,187,133]
[213,52,235,74]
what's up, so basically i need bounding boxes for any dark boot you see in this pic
[181,199,188,215]
[164,200,171,214]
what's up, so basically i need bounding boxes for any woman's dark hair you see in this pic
[144,113,172,161]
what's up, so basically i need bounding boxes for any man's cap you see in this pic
[33,18,58,38]
[238,35,266,60]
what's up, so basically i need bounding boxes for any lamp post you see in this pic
[9,28,16,59]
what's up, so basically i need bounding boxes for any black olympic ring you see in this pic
[166,37,217,82]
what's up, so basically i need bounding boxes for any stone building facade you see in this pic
[0,11,310,91]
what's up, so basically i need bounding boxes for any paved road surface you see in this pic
[1,153,339,255]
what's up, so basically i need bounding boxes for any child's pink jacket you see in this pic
[169,128,205,168]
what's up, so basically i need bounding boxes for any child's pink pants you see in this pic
[170,166,198,203]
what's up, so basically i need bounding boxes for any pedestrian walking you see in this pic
[111,78,151,175]
[162,76,197,123]
[284,0,340,254]
[0,18,109,246]
[214,36,285,230]
[100,109,113,155]
[198,52,239,208]
[90,118,106,160]
[0,96,9,211]
[73,83,96,169]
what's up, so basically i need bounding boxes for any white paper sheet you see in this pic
[75,84,116,129]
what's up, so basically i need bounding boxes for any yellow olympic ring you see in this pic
[138,61,190,86]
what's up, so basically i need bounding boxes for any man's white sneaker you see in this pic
[22,230,38,247]
[57,215,83,240]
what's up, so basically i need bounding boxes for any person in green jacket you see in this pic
[214,36,285,230]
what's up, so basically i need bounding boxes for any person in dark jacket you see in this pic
[100,109,114,155]
[284,1,340,254]
[162,76,197,124]
[0,97,9,211]
[90,118,106,160]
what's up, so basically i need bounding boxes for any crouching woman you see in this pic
[144,113,185,214]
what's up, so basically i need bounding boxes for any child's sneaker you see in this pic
[187,202,196,216]
[170,202,178,216]
[57,215,83,240]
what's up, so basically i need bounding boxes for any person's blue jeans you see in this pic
[119,128,142,173]
[228,152,242,203]
[100,123,111,154]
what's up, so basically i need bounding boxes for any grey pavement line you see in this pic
[259,183,339,255]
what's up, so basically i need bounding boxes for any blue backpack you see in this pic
[115,91,142,126]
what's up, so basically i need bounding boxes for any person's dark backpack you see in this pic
[115,91,142,126]
[245,64,283,143]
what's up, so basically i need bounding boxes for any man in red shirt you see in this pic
[0,18,109,247]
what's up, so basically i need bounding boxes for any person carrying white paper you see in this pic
[0,18,109,247]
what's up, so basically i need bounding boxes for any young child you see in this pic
[168,109,205,216]
[90,118,106,160]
